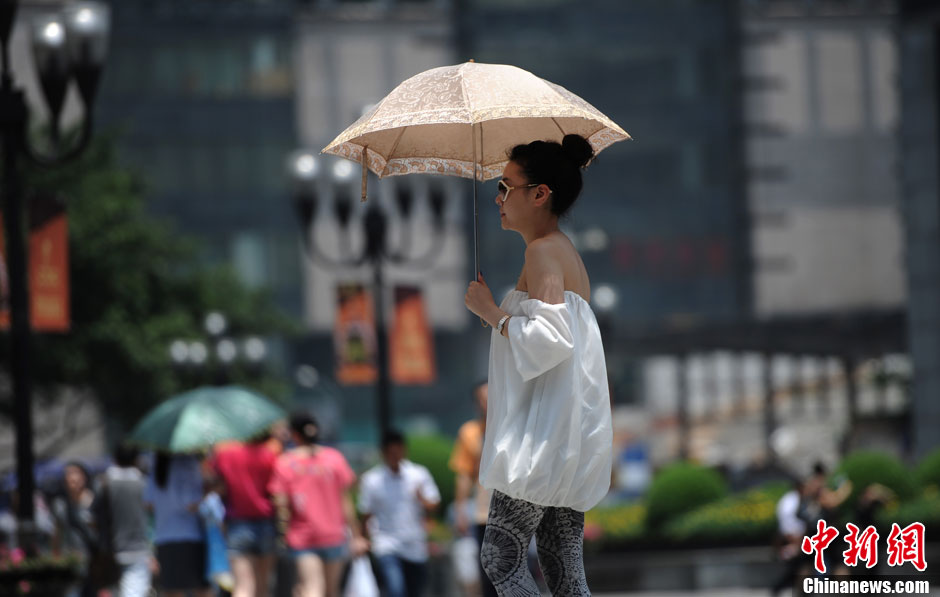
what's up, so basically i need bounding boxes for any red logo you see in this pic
[886,522,927,571]
[802,519,841,573]
[843,523,880,569]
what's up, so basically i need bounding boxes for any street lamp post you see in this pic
[169,311,269,386]
[288,151,447,435]
[0,0,109,544]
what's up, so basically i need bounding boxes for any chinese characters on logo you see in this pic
[801,520,926,574]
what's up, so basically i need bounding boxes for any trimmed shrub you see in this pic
[407,433,456,514]
[644,462,728,530]
[836,450,916,506]
[664,481,788,545]
[585,501,647,544]
[877,487,940,529]
[915,448,940,490]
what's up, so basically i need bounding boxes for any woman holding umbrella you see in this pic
[464,134,613,596]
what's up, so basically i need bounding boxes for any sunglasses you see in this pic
[496,180,541,203]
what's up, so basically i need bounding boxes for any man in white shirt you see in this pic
[359,430,440,597]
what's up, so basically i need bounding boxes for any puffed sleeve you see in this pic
[506,298,575,381]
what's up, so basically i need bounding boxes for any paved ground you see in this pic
[596,591,769,597]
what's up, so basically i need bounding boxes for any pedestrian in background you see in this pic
[464,134,614,595]
[51,461,97,597]
[358,430,440,597]
[95,443,153,597]
[144,451,211,597]
[210,431,282,597]
[449,381,495,597]
[269,411,368,597]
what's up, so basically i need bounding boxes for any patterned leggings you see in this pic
[480,491,590,596]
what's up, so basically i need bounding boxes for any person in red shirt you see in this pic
[210,432,281,597]
[269,412,368,597]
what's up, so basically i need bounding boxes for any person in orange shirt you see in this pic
[449,381,496,597]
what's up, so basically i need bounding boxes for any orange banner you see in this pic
[334,283,378,385]
[390,286,436,385]
[0,195,70,332]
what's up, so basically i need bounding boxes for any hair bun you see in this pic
[561,134,594,169]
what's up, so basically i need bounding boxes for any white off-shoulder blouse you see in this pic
[479,289,613,512]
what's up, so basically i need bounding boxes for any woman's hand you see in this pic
[465,273,498,322]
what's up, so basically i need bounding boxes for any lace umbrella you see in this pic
[322,61,630,276]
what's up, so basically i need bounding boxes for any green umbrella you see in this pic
[129,385,286,452]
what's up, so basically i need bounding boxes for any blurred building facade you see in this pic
[463,0,751,330]
[743,0,903,316]
[898,0,940,458]
[95,0,302,313]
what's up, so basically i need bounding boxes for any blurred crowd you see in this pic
[0,409,464,597]
[772,462,894,594]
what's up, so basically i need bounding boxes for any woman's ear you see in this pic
[533,184,552,208]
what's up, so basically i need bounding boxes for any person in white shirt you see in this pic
[464,134,613,596]
[358,430,440,597]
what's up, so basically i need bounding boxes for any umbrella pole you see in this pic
[472,122,480,280]
[471,123,488,328]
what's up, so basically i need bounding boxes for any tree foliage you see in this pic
[1,135,296,432]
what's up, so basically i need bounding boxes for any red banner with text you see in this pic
[334,283,378,385]
[390,285,436,385]
[0,194,70,332]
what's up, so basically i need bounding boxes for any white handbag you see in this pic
[344,556,380,597]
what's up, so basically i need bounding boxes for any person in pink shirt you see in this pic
[210,434,281,597]
[269,412,368,597]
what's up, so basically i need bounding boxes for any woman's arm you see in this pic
[272,493,290,547]
[343,490,369,556]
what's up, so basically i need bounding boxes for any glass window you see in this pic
[231,232,266,289]
[248,36,291,97]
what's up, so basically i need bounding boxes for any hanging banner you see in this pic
[0,194,70,332]
[334,283,378,385]
[390,285,436,385]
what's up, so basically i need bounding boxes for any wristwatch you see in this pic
[496,314,510,334]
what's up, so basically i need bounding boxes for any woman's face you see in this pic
[495,160,537,231]
[64,465,86,493]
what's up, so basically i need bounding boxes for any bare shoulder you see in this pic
[524,234,567,262]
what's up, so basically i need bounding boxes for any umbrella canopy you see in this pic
[128,386,285,453]
[323,61,630,182]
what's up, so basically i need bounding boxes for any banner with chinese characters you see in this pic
[334,283,378,385]
[390,285,436,385]
[0,194,70,332]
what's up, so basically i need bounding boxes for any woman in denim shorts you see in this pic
[211,435,281,597]
[269,412,368,597]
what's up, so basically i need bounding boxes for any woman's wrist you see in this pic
[487,306,507,329]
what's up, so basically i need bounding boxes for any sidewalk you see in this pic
[596,591,769,597]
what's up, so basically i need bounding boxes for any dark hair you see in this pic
[289,411,320,445]
[64,461,90,486]
[113,443,139,468]
[508,134,594,218]
[471,379,487,400]
[812,461,827,477]
[154,451,170,489]
[380,429,406,450]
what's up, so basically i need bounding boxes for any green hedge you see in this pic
[664,482,788,544]
[585,501,647,544]
[644,462,728,531]
[915,448,940,491]
[408,433,457,514]
[877,488,940,528]
[837,450,917,506]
